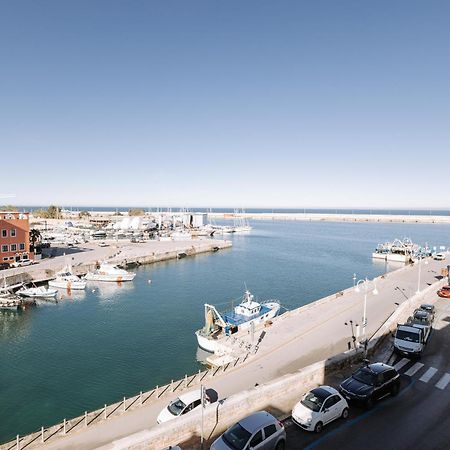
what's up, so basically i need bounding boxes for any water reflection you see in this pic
[88,281,135,301]
[0,309,32,341]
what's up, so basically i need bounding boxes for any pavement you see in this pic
[26,256,449,450]
[282,295,450,450]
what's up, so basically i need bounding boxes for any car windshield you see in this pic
[167,398,186,416]
[301,392,325,412]
[222,423,252,450]
[353,368,376,386]
[396,330,420,343]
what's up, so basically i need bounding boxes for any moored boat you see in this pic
[85,262,136,282]
[49,266,87,290]
[195,290,281,353]
[17,285,58,299]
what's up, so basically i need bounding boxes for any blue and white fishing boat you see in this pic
[195,290,281,353]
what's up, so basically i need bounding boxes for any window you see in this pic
[1,230,6,238]
[263,424,277,439]
[10,229,16,237]
[249,430,263,447]
[10,244,17,252]
[1,245,8,252]
[3,257,8,261]
[381,370,396,383]
[19,243,25,251]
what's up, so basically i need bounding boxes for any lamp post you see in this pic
[416,255,429,294]
[355,278,378,355]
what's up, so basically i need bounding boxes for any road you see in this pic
[283,297,450,450]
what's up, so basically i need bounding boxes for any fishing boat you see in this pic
[85,262,136,282]
[372,237,418,263]
[195,290,281,353]
[17,285,58,299]
[0,293,21,310]
[49,266,87,290]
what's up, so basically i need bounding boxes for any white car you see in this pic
[12,259,34,268]
[433,252,446,261]
[157,389,209,424]
[292,385,349,433]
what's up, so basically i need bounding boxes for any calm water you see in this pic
[0,220,449,441]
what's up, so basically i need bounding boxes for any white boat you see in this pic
[195,290,281,353]
[372,237,418,263]
[17,285,58,299]
[49,267,87,290]
[85,262,136,282]
[0,293,21,310]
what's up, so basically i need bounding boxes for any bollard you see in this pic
[16,434,19,450]
[156,385,159,397]
[84,411,87,427]
[140,391,143,405]
[171,380,174,392]
[104,404,107,420]
[63,418,66,434]
[123,397,126,412]
[41,427,44,443]
[184,374,187,388]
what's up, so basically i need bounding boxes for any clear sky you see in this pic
[1,1,449,208]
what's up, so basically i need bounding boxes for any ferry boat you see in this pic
[372,237,419,263]
[85,262,136,282]
[49,266,87,290]
[195,290,281,353]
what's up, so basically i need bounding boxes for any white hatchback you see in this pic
[292,385,349,433]
[157,389,210,424]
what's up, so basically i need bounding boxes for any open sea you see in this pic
[0,220,449,441]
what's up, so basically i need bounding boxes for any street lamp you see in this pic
[416,255,429,294]
[355,278,378,355]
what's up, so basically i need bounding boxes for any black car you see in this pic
[0,263,10,270]
[339,362,400,408]
[418,304,435,321]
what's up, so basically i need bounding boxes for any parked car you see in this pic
[157,389,209,424]
[11,259,34,268]
[210,411,286,450]
[394,323,428,357]
[437,286,450,298]
[0,263,10,270]
[292,385,348,433]
[339,362,400,408]
[418,304,435,320]
[98,242,109,247]
[407,310,433,343]
[433,252,446,260]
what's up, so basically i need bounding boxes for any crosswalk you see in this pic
[393,357,450,390]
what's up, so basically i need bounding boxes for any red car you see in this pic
[437,286,450,298]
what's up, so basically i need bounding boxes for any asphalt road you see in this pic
[283,297,450,450]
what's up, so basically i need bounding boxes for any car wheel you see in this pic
[275,440,285,450]
[341,407,349,419]
[391,383,400,396]
[314,421,323,433]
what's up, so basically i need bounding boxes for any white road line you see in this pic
[394,358,410,371]
[435,373,450,390]
[404,362,424,377]
[419,367,438,383]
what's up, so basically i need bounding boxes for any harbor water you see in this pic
[0,220,449,441]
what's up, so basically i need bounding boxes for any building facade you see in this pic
[0,212,32,264]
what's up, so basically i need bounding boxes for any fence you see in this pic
[0,351,251,450]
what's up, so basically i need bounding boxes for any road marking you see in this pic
[419,367,438,383]
[404,362,424,377]
[435,373,450,390]
[394,358,410,371]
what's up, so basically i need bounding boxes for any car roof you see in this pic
[177,389,201,404]
[420,304,433,309]
[238,411,276,433]
[310,386,336,399]
[414,310,429,319]
[367,362,393,374]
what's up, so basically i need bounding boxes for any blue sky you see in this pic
[1,1,449,208]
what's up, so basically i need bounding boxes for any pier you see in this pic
[3,254,448,450]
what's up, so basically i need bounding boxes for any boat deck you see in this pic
[223,305,271,327]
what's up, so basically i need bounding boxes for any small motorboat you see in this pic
[49,266,87,290]
[17,285,58,299]
[85,262,136,282]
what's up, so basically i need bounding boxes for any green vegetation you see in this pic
[0,205,18,211]
[29,229,42,250]
[128,208,145,216]
[33,205,62,219]
[78,210,91,219]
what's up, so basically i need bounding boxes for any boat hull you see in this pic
[196,302,281,353]
[49,280,87,290]
[85,273,136,282]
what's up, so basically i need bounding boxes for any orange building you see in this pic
[0,212,32,265]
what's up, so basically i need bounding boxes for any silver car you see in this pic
[211,411,286,450]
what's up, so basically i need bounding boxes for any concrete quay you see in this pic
[211,211,450,224]
[7,255,447,450]
[1,238,232,286]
